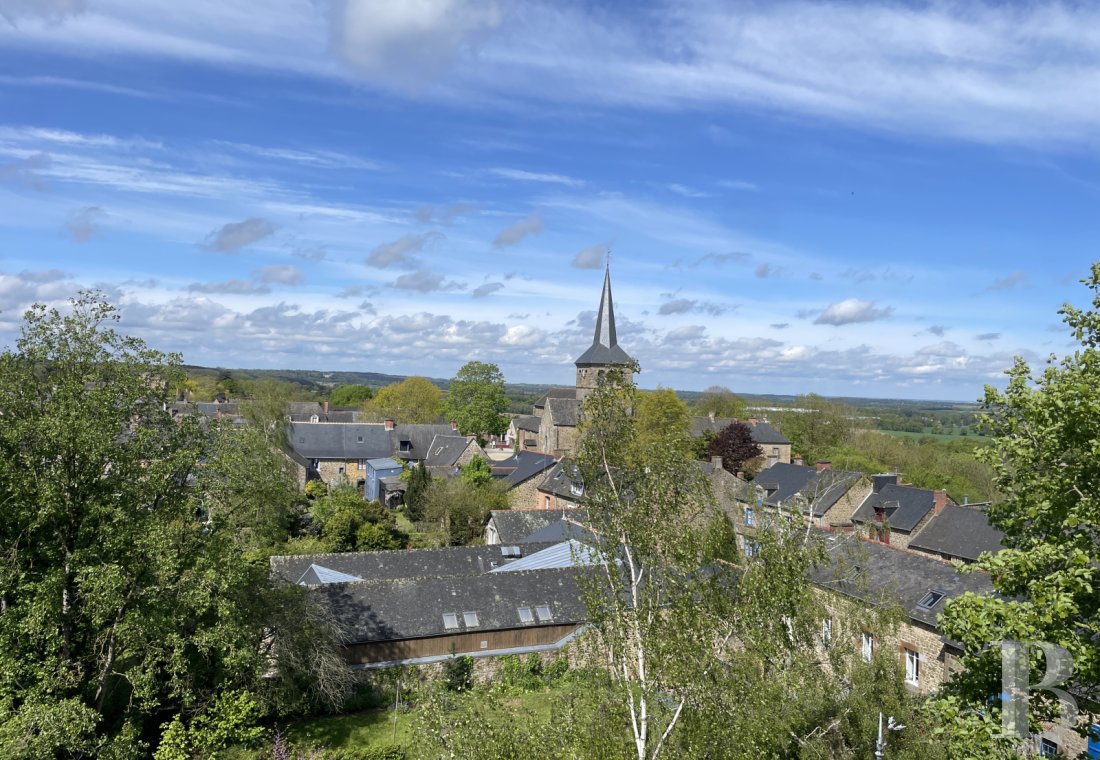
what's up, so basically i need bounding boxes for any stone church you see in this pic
[532,265,634,457]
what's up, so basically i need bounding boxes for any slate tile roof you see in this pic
[512,415,542,433]
[689,416,791,445]
[490,451,557,488]
[537,462,586,502]
[546,397,580,427]
[269,542,559,585]
[533,387,577,409]
[423,435,474,468]
[749,462,863,516]
[851,483,939,533]
[487,509,587,544]
[287,422,393,460]
[812,531,995,628]
[310,567,588,644]
[392,423,456,460]
[908,503,1006,562]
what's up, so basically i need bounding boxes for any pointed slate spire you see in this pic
[575,265,634,366]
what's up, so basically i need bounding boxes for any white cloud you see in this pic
[667,183,712,199]
[989,271,1025,291]
[814,298,893,326]
[0,0,84,23]
[366,232,440,268]
[471,281,504,298]
[392,269,464,293]
[188,279,271,295]
[489,167,582,186]
[255,265,304,286]
[572,242,608,270]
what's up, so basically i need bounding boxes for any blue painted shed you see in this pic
[364,457,404,502]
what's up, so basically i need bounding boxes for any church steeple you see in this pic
[575,265,634,399]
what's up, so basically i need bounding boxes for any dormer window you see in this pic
[570,482,584,497]
[400,440,412,452]
[310,415,319,423]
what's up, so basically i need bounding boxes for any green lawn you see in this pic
[880,429,985,443]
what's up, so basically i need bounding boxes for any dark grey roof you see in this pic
[287,422,393,460]
[690,416,791,445]
[393,423,455,460]
[423,435,474,467]
[546,397,580,427]
[533,387,577,408]
[813,532,995,628]
[574,266,635,367]
[309,567,587,644]
[269,542,559,585]
[491,451,557,487]
[288,401,324,421]
[851,483,939,533]
[750,462,858,511]
[512,415,541,432]
[908,504,1006,562]
[488,510,560,545]
[520,517,594,545]
[537,462,586,502]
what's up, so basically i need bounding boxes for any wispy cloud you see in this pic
[489,167,582,187]
[666,183,713,199]
[572,242,608,270]
[471,281,504,298]
[492,212,542,248]
[657,298,728,316]
[255,264,304,285]
[366,232,441,268]
[392,269,465,293]
[65,205,104,242]
[199,217,277,253]
[988,271,1025,291]
[188,279,271,295]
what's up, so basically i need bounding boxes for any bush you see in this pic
[442,656,474,692]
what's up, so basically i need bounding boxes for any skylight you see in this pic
[917,590,946,610]
[442,613,459,630]
[518,606,534,623]
[535,605,552,621]
[463,611,479,627]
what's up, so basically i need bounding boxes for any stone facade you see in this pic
[508,476,545,510]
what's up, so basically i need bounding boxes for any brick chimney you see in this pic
[323,401,329,415]
[793,454,804,466]
[735,470,745,479]
[933,489,950,515]
[384,418,395,431]
[815,460,831,472]
[450,420,458,431]
[711,455,723,471]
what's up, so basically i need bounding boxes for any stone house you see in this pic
[489,450,558,509]
[850,475,951,550]
[691,413,793,469]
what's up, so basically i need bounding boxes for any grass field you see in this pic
[880,429,986,443]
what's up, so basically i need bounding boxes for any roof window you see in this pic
[463,611,479,627]
[917,590,946,610]
[442,612,459,630]
[535,605,552,621]
[518,606,534,623]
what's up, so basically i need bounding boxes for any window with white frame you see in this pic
[861,631,874,662]
[1039,737,1058,757]
[904,648,920,686]
[743,538,760,558]
[358,459,367,471]
[744,507,755,527]
[821,617,832,644]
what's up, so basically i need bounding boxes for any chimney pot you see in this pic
[451,420,458,431]
[384,418,395,431]
[815,460,832,472]
[735,470,745,479]
[933,489,949,515]
[711,455,723,471]
[323,401,329,415]
[793,455,804,466]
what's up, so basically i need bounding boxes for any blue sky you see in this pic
[1,1,1099,400]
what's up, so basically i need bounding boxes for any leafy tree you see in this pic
[632,387,691,451]
[694,385,747,420]
[329,383,374,406]
[0,294,349,756]
[773,393,854,463]
[460,455,493,486]
[707,421,763,475]
[365,376,443,423]
[424,477,509,545]
[309,486,408,552]
[932,264,1100,753]
[404,461,431,522]
[442,360,509,441]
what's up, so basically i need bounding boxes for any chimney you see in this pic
[450,420,458,431]
[748,417,759,425]
[323,401,329,415]
[872,473,899,493]
[815,460,831,472]
[933,489,949,515]
[384,418,395,431]
[708,410,716,423]
[793,454,804,467]
[711,455,723,471]
[736,470,745,479]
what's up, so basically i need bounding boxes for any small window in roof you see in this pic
[917,590,946,610]
[357,435,363,443]
[518,606,534,623]
[463,611,479,627]
[442,613,459,630]
[535,605,552,621]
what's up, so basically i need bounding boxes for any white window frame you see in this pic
[358,459,367,471]
[905,648,919,686]
[861,631,874,662]
[1038,737,1058,757]
[744,507,755,527]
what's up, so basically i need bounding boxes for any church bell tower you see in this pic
[574,265,635,401]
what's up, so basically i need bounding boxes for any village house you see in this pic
[850,474,952,550]
[907,502,1006,563]
[489,450,558,508]
[691,413,793,468]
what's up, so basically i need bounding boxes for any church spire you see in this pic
[574,264,634,367]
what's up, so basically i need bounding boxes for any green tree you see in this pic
[0,294,349,756]
[694,385,747,420]
[460,455,493,486]
[309,486,408,552]
[442,360,509,442]
[404,461,432,522]
[632,387,691,451]
[424,477,509,545]
[773,393,854,463]
[707,421,763,475]
[366,376,443,423]
[932,263,1100,754]
[329,383,374,406]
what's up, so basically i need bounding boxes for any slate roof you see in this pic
[309,567,588,644]
[520,518,594,545]
[812,532,995,629]
[690,416,791,445]
[512,415,542,433]
[393,423,456,460]
[533,387,577,409]
[546,397,580,427]
[489,510,559,544]
[423,435,473,467]
[288,401,325,421]
[749,462,863,516]
[287,422,393,460]
[851,483,939,533]
[537,462,586,502]
[491,451,557,487]
[574,265,635,367]
[269,542,559,585]
[908,504,1006,562]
